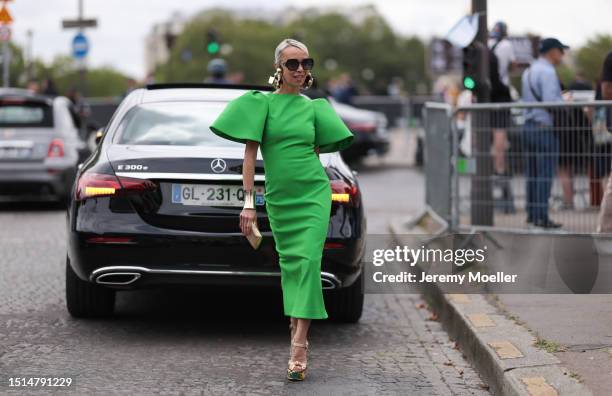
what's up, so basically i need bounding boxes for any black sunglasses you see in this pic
[282,58,314,71]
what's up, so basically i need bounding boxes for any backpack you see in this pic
[489,40,512,102]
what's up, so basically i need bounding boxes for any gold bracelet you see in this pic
[243,189,255,209]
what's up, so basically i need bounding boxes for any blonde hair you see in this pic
[274,38,309,66]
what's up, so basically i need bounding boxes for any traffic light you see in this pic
[462,43,485,93]
[207,29,220,55]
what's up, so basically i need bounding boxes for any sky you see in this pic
[8,0,612,79]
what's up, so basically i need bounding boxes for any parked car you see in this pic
[0,88,89,204]
[305,94,389,163]
[66,84,366,322]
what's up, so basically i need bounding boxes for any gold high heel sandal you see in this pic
[287,339,309,381]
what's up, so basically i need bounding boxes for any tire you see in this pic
[58,193,71,209]
[65,256,116,318]
[325,271,364,323]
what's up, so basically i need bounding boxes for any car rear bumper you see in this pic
[0,162,76,198]
[67,231,364,291]
[88,265,345,290]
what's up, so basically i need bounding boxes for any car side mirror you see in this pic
[94,128,104,145]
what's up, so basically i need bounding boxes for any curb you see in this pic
[387,213,593,396]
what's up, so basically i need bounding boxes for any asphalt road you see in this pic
[0,157,490,395]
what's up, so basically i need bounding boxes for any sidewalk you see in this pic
[389,215,601,395]
[491,283,612,395]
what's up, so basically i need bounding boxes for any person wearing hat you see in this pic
[520,37,569,229]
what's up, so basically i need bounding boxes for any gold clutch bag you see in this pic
[246,220,263,249]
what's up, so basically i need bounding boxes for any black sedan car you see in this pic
[66,83,366,322]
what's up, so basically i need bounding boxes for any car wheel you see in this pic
[58,193,71,208]
[65,256,116,318]
[325,271,364,323]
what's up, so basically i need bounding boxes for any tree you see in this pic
[30,55,132,97]
[154,6,428,95]
[574,34,612,84]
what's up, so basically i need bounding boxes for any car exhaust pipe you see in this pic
[95,272,141,285]
[321,272,342,290]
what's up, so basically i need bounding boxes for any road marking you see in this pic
[487,341,524,359]
[467,313,496,327]
[520,376,558,396]
[448,294,471,303]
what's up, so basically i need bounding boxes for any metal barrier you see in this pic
[423,102,453,226]
[424,100,612,234]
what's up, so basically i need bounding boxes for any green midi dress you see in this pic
[209,90,354,319]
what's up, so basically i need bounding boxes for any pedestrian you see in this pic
[41,77,59,97]
[122,78,138,98]
[595,51,612,232]
[204,58,232,84]
[332,73,358,105]
[520,37,569,228]
[488,21,516,214]
[26,79,40,94]
[557,76,592,209]
[590,79,612,207]
[209,38,354,381]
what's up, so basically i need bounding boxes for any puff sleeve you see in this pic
[209,90,268,144]
[313,98,354,153]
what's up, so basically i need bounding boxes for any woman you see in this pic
[209,38,354,381]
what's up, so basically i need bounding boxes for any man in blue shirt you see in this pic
[520,38,569,228]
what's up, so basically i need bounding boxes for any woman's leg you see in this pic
[290,317,298,340]
[558,166,574,206]
[291,318,311,364]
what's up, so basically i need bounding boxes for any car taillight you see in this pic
[346,121,377,133]
[75,172,156,201]
[330,179,358,205]
[47,138,64,158]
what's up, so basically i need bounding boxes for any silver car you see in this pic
[0,88,87,204]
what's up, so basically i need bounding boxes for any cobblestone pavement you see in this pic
[0,169,490,395]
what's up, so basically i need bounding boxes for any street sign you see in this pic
[72,32,89,59]
[0,4,13,24]
[0,24,10,42]
[62,19,98,29]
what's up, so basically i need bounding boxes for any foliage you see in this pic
[574,34,612,83]
[155,6,428,95]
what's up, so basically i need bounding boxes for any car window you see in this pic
[0,100,54,127]
[113,101,243,147]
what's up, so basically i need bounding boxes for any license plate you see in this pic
[0,147,32,159]
[171,183,265,207]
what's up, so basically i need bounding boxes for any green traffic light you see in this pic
[207,42,220,54]
[463,76,476,90]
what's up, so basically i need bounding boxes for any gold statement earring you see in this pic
[304,72,314,90]
[268,67,282,90]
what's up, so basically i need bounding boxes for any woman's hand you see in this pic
[240,208,257,235]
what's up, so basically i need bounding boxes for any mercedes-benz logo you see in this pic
[210,158,227,173]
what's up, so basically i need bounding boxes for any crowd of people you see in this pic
[449,21,612,230]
